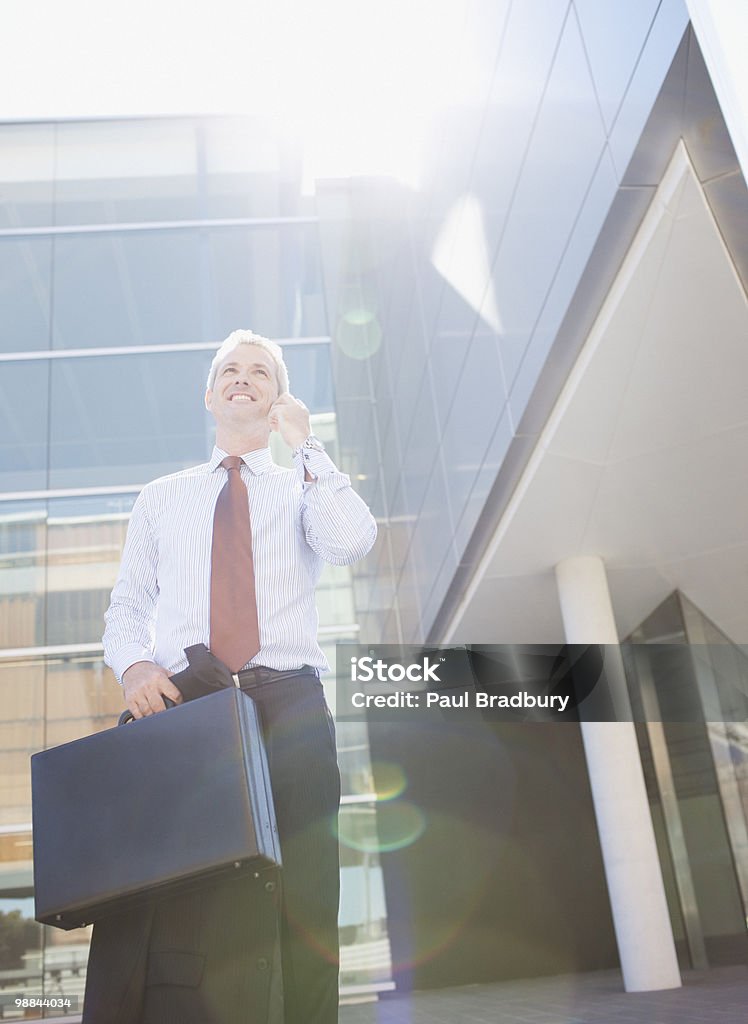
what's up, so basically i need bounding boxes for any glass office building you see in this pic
[325,2,748,992]
[0,116,389,1009]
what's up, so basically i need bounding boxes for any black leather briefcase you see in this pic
[32,687,281,930]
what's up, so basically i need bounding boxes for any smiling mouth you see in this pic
[229,394,256,402]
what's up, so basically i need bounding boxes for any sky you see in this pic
[2,0,478,183]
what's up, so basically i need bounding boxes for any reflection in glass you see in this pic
[0,123,55,229]
[52,230,205,349]
[338,806,392,989]
[431,193,501,334]
[48,350,213,488]
[201,118,314,219]
[51,117,315,225]
[0,497,137,651]
[209,225,326,342]
[0,363,50,493]
[44,656,123,748]
[45,496,134,647]
[0,651,132,1012]
[626,593,748,966]
[54,119,200,226]
[0,237,52,352]
[50,225,326,351]
[283,346,334,413]
[0,894,90,1015]
[0,662,44,828]
[0,896,43,1009]
[318,586,392,988]
[0,504,46,650]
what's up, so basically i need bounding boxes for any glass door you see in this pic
[624,592,748,968]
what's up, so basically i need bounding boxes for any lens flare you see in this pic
[337,800,426,854]
[371,761,407,802]
[336,309,382,359]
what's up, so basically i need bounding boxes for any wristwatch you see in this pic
[292,434,325,458]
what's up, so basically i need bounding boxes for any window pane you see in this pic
[209,225,326,341]
[48,350,213,488]
[0,655,120,1011]
[283,345,334,412]
[45,495,135,647]
[0,896,43,1003]
[0,662,44,826]
[0,363,49,492]
[54,120,200,226]
[0,237,52,352]
[51,225,326,350]
[0,123,55,229]
[201,117,314,219]
[1,118,316,229]
[0,503,46,650]
[0,497,135,652]
[52,230,205,349]
[45,655,122,747]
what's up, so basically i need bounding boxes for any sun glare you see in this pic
[3,0,477,191]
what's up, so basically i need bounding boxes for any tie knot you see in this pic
[221,456,244,473]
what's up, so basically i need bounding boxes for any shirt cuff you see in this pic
[292,445,340,484]
[108,645,155,686]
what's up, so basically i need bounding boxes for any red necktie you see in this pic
[209,456,261,672]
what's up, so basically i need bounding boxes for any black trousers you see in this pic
[247,674,341,1024]
[83,673,341,1024]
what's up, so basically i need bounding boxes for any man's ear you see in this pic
[204,389,213,412]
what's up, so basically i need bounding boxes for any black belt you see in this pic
[233,665,319,690]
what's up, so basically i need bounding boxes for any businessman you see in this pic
[88,329,377,1024]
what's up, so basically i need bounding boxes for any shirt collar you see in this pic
[209,445,274,476]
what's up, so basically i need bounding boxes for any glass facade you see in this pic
[0,116,389,1013]
[624,594,748,969]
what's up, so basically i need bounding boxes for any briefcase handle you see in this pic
[116,645,231,725]
[118,696,177,727]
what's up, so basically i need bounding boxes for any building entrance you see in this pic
[624,593,748,968]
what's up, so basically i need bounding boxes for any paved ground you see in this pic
[37,964,748,1022]
[339,965,748,1024]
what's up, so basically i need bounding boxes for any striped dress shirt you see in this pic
[103,443,377,683]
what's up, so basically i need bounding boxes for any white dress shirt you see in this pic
[103,443,377,683]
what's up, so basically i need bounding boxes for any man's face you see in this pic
[205,345,280,426]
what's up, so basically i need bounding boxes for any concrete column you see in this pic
[555,556,681,993]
